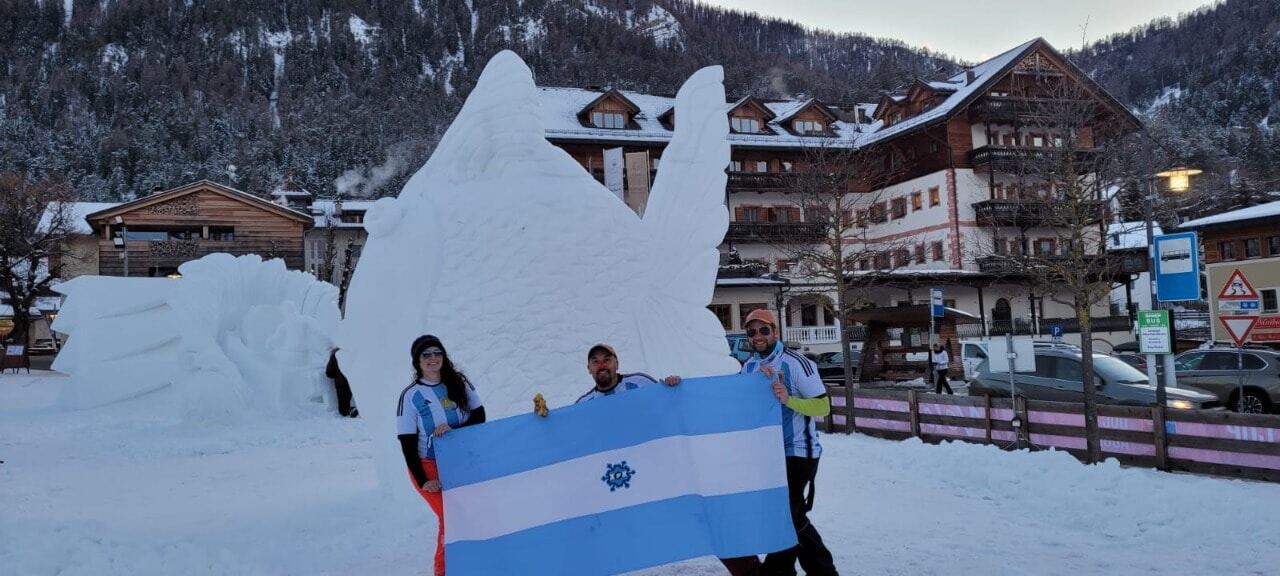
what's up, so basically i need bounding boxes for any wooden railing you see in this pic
[968,146,1098,171]
[969,96,1094,122]
[975,254,1146,276]
[820,387,1280,483]
[725,222,824,243]
[972,199,1105,226]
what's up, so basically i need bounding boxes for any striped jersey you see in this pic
[575,373,658,404]
[743,342,825,458]
[396,378,483,459]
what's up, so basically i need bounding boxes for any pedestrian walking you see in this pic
[932,342,953,395]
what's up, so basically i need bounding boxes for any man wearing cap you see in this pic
[575,343,679,403]
[740,308,838,576]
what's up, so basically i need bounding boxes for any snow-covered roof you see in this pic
[715,277,787,287]
[858,39,1039,147]
[1179,201,1280,229]
[537,87,869,148]
[1107,221,1162,251]
[309,199,375,228]
[38,202,120,234]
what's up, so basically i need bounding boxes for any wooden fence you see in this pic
[818,387,1280,483]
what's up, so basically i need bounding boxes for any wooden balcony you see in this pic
[968,96,1094,123]
[725,222,825,243]
[973,199,1105,227]
[976,254,1147,277]
[726,172,795,192]
[968,146,1098,172]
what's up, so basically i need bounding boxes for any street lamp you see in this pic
[112,216,129,277]
[1143,165,1201,407]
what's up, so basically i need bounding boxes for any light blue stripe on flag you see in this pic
[434,373,796,575]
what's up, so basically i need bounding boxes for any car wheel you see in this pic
[1230,390,1270,414]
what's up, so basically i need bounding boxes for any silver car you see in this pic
[971,348,1220,409]
[1173,348,1280,414]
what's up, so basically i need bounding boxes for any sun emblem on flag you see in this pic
[601,461,635,491]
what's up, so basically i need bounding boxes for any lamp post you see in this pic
[1143,166,1201,407]
[112,216,129,277]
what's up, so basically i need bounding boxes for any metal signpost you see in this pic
[1217,269,1260,412]
[1147,232,1202,404]
[1050,324,1063,344]
[929,288,943,389]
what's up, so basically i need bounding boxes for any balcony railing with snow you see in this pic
[785,324,841,345]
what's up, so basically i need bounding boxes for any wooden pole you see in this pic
[1015,395,1030,449]
[1152,405,1168,471]
[908,389,921,439]
[984,393,993,444]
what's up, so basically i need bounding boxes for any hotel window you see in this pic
[891,198,907,219]
[729,160,743,172]
[994,237,1009,256]
[708,304,732,329]
[894,248,911,268]
[794,120,824,134]
[755,161,768,173]
[730,117,760,133]
[1270,236,1280,256]
[1031,134,1045,147]
[928,187,941,207]
[1034,239,1055,256]
[874,252,890,269]
[855,209,868,227]
[858,258,869,271]
[1244,238,1261,258]
[1219,241,1236,260]
[591,111,626,129]
[209,227,235,241]
[911,191,923,211]
[869,203,887,223]
[741,206,761,223]
[914,244,926,264]
[782,161,793,172]
[931,241,944,261]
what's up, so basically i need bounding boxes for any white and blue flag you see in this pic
[434,373,796,575]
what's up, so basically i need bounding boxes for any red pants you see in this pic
[410,458,446,576]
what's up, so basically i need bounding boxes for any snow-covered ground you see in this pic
[3,371,1279,576]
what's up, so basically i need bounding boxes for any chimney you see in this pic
[965,70,976,85]
[857,108,870,124]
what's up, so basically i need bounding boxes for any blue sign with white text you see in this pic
[930,288,944,318]
[1153,232,1201,302]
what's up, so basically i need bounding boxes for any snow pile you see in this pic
[52,253,341,421]
[4,371,1279,575]
[339,50,738,488]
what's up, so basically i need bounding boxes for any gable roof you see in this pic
[1180,200,1280,230]
[726,95,777,121]
[85,180,314,227]
[771,98,836,125]
[859,37,1142,148]
[575,88,642,127]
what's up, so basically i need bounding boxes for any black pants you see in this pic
[762,457,838,576]
[934,368,953,395]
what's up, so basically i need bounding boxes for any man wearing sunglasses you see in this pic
[739,309,838,576]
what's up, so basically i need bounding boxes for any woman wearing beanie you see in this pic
[396,335,487,576]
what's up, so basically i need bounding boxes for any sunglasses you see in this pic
[419,348,445,359]
[746,326,772,338]
[589,356,614,366]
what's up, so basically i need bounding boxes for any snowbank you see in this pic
[3,373,1278,575]
[52,253,341,421]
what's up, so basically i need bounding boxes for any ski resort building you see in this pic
[541,37,1146,353]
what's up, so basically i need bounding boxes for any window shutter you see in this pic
[734,206,745,222]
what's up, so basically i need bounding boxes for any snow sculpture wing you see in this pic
[339,50,739,490]
[52,254,341,420]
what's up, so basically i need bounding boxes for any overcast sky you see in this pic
[697,0,1220,61]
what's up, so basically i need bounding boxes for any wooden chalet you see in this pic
[84,180,313,276]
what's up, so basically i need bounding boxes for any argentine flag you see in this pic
[434,373,796,575]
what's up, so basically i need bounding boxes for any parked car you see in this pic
[969,348,1220,409]
[1173,348,1280,413]
[958,340,1079,382]
[726,333,752,364]
[1111,353,1149,372]
[816,350,861,384]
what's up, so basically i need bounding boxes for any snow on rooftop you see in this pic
[1107,221,1162,251]
[309,199,374,227]
[37,202,119,234]
[1179,200,1280,229]
[858,38,1039,148]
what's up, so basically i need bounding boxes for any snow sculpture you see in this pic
[53,253,341,420]
[339,50,738,486]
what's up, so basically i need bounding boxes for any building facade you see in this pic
[541,38,1145,353]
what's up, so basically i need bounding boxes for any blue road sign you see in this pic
[1153,232,1201,302]
[1050,325,1063,338]
[930,288,944,318]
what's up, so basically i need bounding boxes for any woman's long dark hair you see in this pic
[410,334,472,412]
